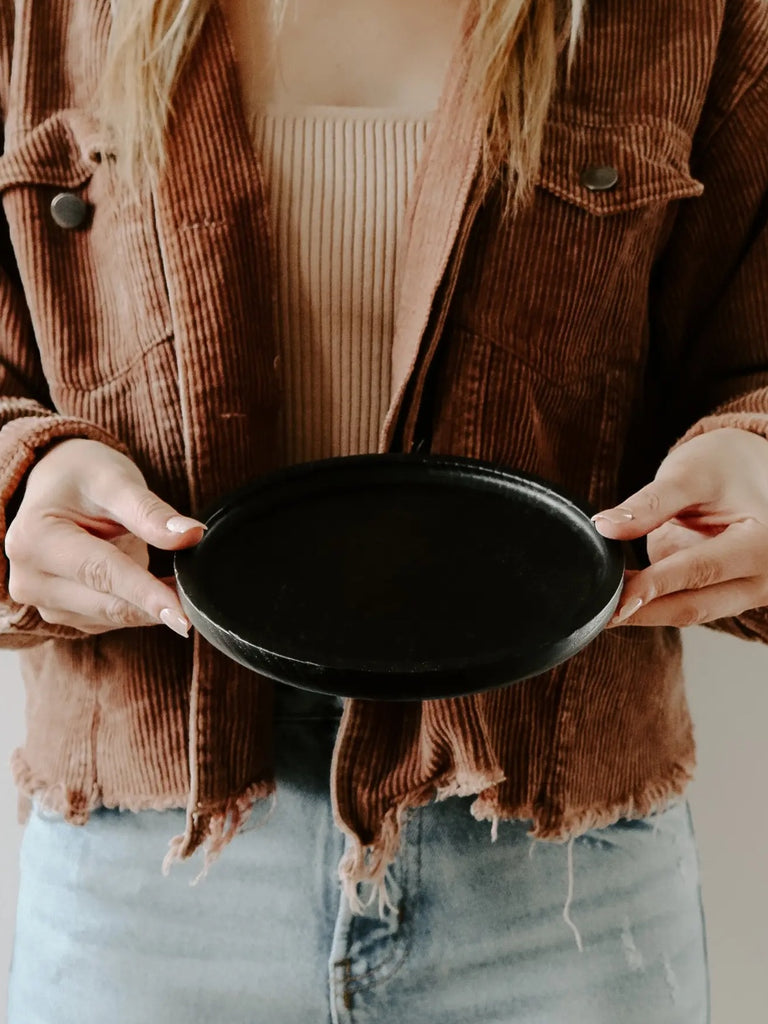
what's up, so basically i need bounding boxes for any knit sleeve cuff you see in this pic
[672,409,768,451]
[0,406,132,646]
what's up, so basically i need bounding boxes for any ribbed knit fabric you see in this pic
[251,106,431,463]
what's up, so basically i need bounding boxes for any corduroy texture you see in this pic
[251,106,431,463]
[1,1,768,888]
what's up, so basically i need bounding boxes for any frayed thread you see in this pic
[12,747,192,821]
[240,790,278,834]
[162,781,273,885]
[563,835,584,952]
[524,768,695,843]
[338,804,408,917]
[337,768,506,916]
[435,767,505,802]
[11,754,98,826]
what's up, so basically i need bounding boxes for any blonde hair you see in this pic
[469,0,585,204]
[101,0,585,204]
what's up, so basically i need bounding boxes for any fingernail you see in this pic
[166,515,207,534]
[611,597,643,624]
[159,608,190,637]
[592,507,635,525]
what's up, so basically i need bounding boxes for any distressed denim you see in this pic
[8,692,709,1024]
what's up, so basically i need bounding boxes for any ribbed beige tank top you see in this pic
[251,106,431,464]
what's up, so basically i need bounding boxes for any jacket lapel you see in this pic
[151,1,277,863]
[382,4,484,449]
[153,0,279,512]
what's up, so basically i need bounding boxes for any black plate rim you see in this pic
[174,453,625,694]
[177,580,622,701]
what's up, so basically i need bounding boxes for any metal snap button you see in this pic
[50,192,89,229]
[579,165,619,193]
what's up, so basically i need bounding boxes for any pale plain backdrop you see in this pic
[1,629,767,1022]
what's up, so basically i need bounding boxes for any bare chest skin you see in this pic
[219,0,464,113]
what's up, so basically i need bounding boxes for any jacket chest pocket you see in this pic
[450,119,704,380]
[0,110,173,392]
[430,121,704,508]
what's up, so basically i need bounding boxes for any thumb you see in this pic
[97,482,207,551]
[591,476,694,541]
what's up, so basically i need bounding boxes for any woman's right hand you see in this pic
[4,438,205,637]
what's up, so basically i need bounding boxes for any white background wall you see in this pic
[1,630,767,1021]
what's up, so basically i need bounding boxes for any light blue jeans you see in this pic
[8,691,709,1023]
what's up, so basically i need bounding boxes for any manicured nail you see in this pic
[166,515,207,534]
[160,608,190,637]
[612,597,643,624]
[591,507,635,525]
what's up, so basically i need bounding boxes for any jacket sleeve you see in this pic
[0,2,133,647]
[0,142,131,648]
[651,46,768,642]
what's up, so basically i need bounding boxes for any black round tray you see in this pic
[174,454,624,700]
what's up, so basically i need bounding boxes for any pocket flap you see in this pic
[537,120,704,215]
[0,110,100,192]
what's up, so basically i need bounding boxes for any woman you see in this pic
[2,0,767,1020]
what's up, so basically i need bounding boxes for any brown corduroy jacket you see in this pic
[2,0,768,884]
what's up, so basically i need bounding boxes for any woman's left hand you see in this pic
[592,427,768,627]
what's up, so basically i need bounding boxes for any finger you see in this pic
[157,575,183,604]
[26,572,190,638]
[111,531,151,567]
[86,475,207,552]
[646,521,708,564]
[36,580,161,631]
[591,474,698,541]
[606,576,768,629]
[31,524,191,635]
[610,519,766,622]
